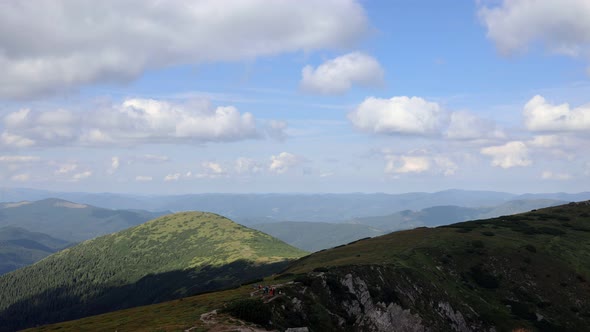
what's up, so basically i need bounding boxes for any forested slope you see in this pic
[0,211,306,331]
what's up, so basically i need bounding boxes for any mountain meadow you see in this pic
[0,212,306,331]
[19,201,590,332]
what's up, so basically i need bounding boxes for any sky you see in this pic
[1,0,590,194]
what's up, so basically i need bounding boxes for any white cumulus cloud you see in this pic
[384,153,457,176]
[0,0,368,98]
[349,96,444,135]
[269,152,303,174]
[523,95,590,131]
[479,0,590,57]
[301,52,384,94]
[481,141,532,168]
[195,162,225,179]
[1,98,263,147]
[385,155,430,174]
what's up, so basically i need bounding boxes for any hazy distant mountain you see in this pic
[0,198,169,242]
[349,199,566,231]
[0,211,306,331]
[0,226,70,275]
[251,221,385,252]
[477,199,565,219]
[251,199,566,252]
[2,188,588,224]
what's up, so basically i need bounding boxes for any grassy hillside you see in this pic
[29,201,590,331]
[0,226,70,275]
[0,198,168,242]
[250,221,385,251]
[273,202,590,331]
[0,211,306,331]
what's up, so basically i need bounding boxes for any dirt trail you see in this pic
[184,281,294,331]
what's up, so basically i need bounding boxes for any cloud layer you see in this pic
[349,95,504,141]
[524,95,590,131]
[1,98,265,147]
[0,0,368,98]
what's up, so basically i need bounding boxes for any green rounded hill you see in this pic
[0,211,307,331]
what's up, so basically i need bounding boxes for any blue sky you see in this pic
[1,0,589,194]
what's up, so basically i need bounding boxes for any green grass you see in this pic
[24,284,256,332]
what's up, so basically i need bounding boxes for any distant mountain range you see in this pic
[250,199,565,251]
[349,198,566,230]
[0,196,568,257]
[0,211,306,331]
[0,198,170,275]
[2,188,590,223]
[251,221,385,252]
[0,198,169,242]
[0,226,70,275]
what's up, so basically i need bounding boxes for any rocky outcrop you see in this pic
[268,265,495,332]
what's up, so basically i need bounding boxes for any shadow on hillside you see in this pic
[0,259,288,332]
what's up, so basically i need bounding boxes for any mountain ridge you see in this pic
[24,201,590,331]
[3,188,590,223]
[0,198,170,242]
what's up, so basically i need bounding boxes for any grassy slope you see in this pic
[250,221,385,251]
[0,212,306,331]
[0,198,167,242]
[286,203,589,274]
[281,202,590,331]
[25,202,590,331]
[25,285,256,332]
